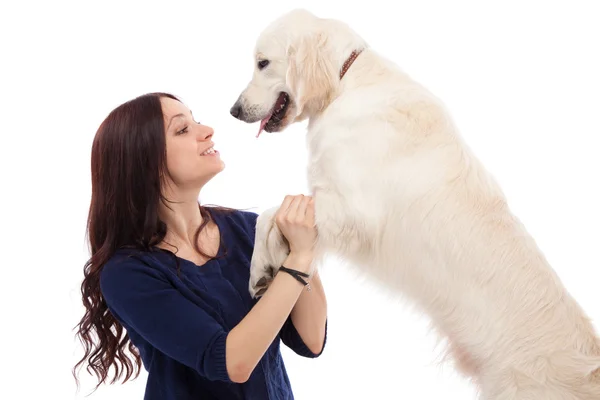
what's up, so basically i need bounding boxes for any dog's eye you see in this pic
[257,59,270,70]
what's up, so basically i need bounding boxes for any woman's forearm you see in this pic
[290,270,328,354]
[225,254,310,382]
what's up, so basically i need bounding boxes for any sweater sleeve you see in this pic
[100,257,231,382]
[280,315,327,358]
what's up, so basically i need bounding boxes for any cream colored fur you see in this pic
[232,9,600,399]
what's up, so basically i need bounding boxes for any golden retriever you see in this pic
[229,9,600,399]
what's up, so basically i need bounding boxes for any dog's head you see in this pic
[229,9,364,136]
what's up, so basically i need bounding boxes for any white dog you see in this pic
[229,9,600,399]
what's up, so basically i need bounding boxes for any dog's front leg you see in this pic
[311,189,365,263]
[249,207,291,298]
[248,191,345,298]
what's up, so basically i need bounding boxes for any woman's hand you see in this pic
[273,195,326,356]
[224,195,322,382]
[275,194,317,273]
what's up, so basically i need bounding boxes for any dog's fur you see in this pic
[230,9,600,399]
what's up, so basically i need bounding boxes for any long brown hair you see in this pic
[73,92,231,389]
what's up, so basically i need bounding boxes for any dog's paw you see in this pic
[249,264,276,298]
[249,207,290,298]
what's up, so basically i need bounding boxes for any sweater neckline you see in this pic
[153,207,229,269]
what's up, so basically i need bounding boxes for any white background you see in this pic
[1,1,599,399]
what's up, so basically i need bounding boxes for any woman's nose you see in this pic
[197,124,214,141]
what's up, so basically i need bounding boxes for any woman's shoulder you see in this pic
[208,206,258,234]
[100,248,174,288]
[103,247,161,266]
[207,206,260,252]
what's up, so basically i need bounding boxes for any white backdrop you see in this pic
[1,1,599,399]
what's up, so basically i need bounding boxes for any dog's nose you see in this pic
[230,103,242,119]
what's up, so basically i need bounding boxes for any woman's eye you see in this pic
[177,126,189,135]
[258,59,269,70]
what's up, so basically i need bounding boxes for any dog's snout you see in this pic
[230,103,242,119]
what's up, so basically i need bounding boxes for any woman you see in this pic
[73,92,328,399]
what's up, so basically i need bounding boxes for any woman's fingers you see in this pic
[297,195,312,220]
[276,194,314,228]
[276,195,295,223]
[284,195,303,221]
[276,195,300,229]
[281,195,302,222]
[274,194,317,258]
[305,196,315,224]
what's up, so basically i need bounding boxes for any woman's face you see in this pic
[161,97,225,192]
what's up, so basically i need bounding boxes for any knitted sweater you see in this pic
[100,208,326,399]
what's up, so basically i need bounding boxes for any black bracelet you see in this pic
[279,266,311,291]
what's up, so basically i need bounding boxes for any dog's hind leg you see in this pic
[478,372,542,400]
[446,341,480,380]
[478,368,587,400]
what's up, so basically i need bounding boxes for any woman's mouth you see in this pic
[200,146,218,156]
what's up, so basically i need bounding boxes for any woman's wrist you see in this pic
[270,267,307,293]
[283,252,314,275]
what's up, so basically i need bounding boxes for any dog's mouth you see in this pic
[257,92,290,137]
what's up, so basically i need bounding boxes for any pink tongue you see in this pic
[257,113,272,138]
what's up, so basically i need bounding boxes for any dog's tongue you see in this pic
[257,113,271,138]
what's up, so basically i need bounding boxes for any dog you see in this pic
[229,9,600,399]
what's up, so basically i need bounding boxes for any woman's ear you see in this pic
[286,32,337,118]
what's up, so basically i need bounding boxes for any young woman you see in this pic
[74,92,328,399]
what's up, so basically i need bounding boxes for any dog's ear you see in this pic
[286,32,337,118]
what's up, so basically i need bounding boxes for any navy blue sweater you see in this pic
[100,208,326,399]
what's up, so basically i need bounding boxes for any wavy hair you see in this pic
[73,92,233,389]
